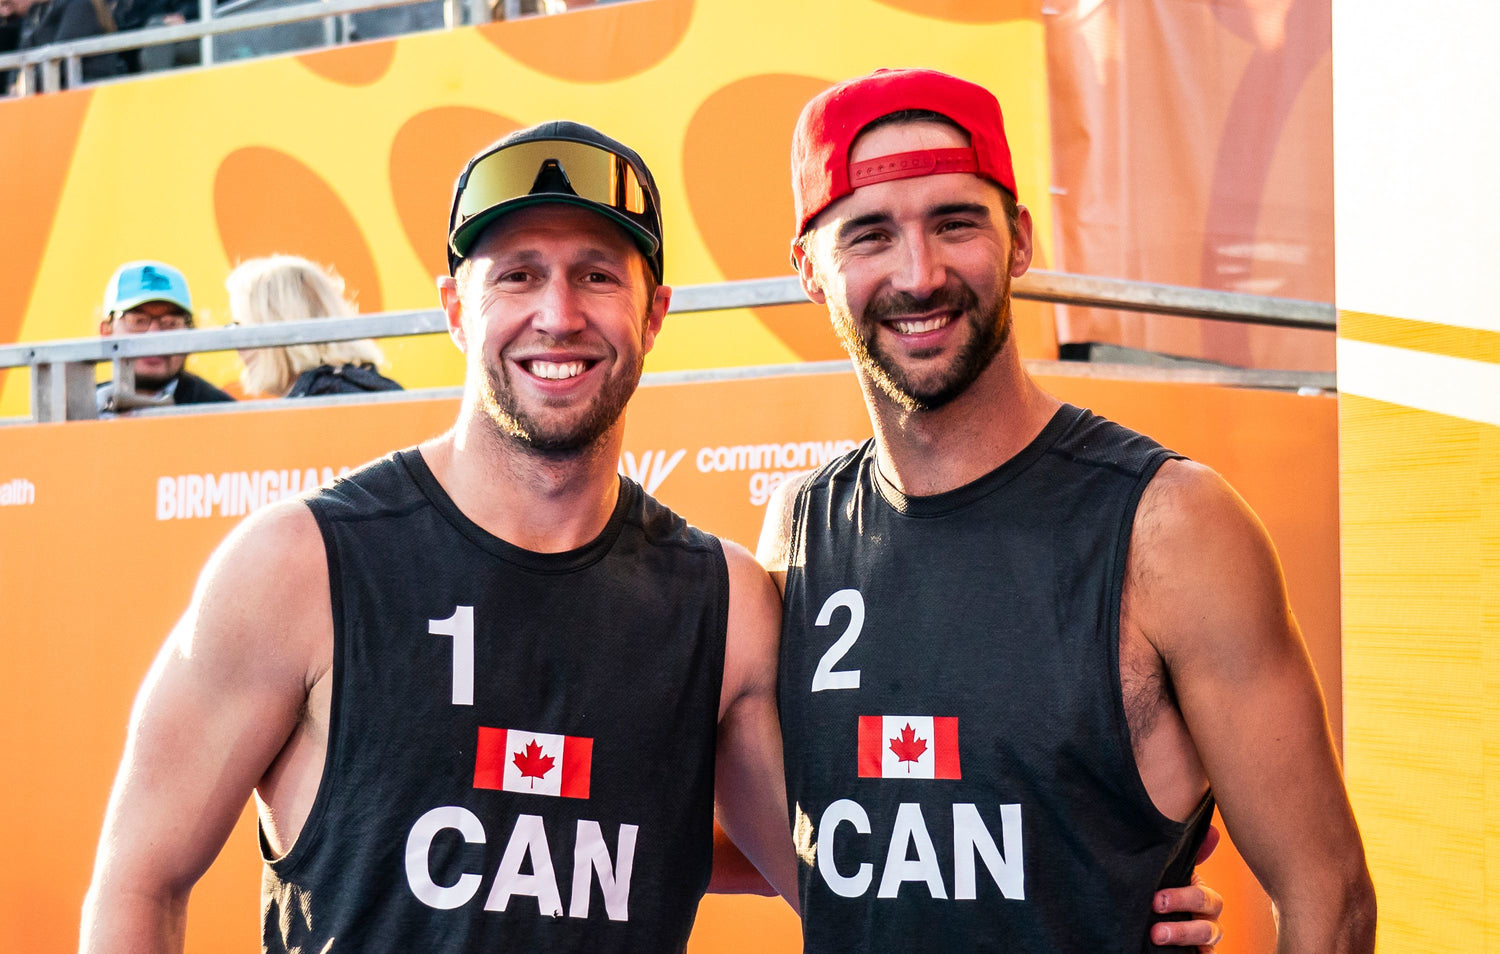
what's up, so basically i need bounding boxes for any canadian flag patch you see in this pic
[858,715,961,779]
[474,727,593,799]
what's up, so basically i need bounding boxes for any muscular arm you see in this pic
[712,539,800,909]
[1130,460,1375,953]
[80,501,329,953]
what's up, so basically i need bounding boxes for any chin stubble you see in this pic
[836,273,1013,413]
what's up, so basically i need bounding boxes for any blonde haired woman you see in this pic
[228,255,403,397]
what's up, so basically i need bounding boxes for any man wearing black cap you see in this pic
[81,121,795,953]
[759,69,1374,953]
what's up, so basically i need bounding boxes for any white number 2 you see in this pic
[429,606,474,706]
[811,589,864,692]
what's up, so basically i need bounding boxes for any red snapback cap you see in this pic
[790,68,1017,237]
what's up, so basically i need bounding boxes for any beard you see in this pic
[477,338,645,458]
[131,355,185,392]
[832,265,1013,413]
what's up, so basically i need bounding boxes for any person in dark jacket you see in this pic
[96,260,236,412]
[2,0,127,88]
[113,0,197,72]
[228,254,403,398]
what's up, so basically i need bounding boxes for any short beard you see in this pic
[477,341,645,459]
[131,358,184,394]
[832,266,1012,413]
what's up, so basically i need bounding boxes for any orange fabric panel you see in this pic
[1046,0,1335,370]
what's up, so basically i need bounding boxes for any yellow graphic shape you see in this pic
[1340,392,1500,950]
[1340,310,1500,366]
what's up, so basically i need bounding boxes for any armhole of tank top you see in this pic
[709,533,731,725]
[262,496,346,876]
[785,469,819,581]
[1103,450,1203,838]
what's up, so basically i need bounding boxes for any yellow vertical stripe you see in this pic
[1340,394,1500,949]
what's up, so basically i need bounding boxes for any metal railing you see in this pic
[0,270,1337,423]
[0,0,471,93]
[0,0,584,94]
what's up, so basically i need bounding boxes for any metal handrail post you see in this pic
[322,1,340,46]
[14,57,34,94]
[31,361,97,422]
[41,56,60,93]
[64,53,82,88]
[200,0,215,67]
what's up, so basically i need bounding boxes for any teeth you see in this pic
[890,315,951,335]
[526,360,588,380]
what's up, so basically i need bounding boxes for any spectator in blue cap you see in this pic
[97,260,234,412]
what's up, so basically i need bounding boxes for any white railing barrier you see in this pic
[0,271,1338,423]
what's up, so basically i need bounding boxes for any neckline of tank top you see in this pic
[869,403,1084,518]
[394,447,634,574]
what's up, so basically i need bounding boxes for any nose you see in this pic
[888,232,947,301]
[530,276,588,339]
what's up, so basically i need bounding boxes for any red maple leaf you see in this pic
[889,723,928,771]
[513,739,555,787]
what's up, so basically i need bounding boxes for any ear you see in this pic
[98,318,113,337]
[1009,204,1035,279]
[641,283,671,355]
[791,237,827,305]
[437,275,467,353]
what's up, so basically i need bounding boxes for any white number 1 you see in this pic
[811,589,864,692]
[428,606,474,706]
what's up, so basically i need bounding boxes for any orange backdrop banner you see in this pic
[0,368,1335,953]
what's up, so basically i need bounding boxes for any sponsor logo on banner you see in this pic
[694,438,862,505]
[0,477,36,507]
[858,715,961,779]
[155,465,353,520]
[474,727,593,799]
[618,449,685,495]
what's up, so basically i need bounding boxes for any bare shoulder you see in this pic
[755,470,814,580]
[1134,458,1255,542]
[1128,458,1294,661]
[187,497,331,682]
[214,496,324,573]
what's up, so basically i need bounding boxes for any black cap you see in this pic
[447,120,665,281]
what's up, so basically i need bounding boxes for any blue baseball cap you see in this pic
[104,260,193,316]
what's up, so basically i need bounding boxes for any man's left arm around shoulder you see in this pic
[1133,459,1376,953]
[710,539,800,910]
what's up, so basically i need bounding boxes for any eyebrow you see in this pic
[481,246,628,278]
[833,202,996,245]
[834,212,894,245]
[930,202,993,220]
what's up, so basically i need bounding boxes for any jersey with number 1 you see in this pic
[262,448,728,953]
[777,404,1214,953]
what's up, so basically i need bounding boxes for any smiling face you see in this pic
[796,120,1032,413]
[441,203,669,456]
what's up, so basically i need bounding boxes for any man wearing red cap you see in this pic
[760,69,1374,952]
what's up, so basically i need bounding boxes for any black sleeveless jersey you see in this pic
[778,404,1214,953]
[263,449,728,953]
